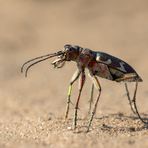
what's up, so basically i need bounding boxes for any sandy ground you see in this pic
[0,0,148,147]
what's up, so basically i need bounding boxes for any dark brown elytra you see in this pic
[21,44,147,132]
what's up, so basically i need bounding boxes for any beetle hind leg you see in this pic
[125,82,148,124]
[125,83,136,114]
[132,82,148,124]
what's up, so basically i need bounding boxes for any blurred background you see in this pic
[0,0,148,121]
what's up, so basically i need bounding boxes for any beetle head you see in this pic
[63,44,80,61]
[51,44,80,68]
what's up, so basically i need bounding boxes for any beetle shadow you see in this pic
[96,113,148,132]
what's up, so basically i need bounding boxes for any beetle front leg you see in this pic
[87,74,101,132]
[65,69,81,119]
[73,70,86,130]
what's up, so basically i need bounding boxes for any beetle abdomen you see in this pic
[94,51,142,82]
[109,67,142,82]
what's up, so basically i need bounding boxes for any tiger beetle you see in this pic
[21,44,147,132]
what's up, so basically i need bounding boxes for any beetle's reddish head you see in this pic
[51,44,80,68]
[63,44,80,61]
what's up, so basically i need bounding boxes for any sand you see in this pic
[0,0,148,147]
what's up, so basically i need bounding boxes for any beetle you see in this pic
[21,44,147,132]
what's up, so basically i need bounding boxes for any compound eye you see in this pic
[68,48,74,53]
[64,44,72,49]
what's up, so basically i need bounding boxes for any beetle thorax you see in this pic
[77,48,94,67]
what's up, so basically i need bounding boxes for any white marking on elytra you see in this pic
[118,62,127,72]
[96,53,100,61]
[96,53,112,64]
[104,59,112,64]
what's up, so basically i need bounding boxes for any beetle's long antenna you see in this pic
[21,51,63,73]
[24,56,52,77]
[21,51,64,77]
[21,53,55,73]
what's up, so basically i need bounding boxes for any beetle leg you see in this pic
[132,81,148,124]
[124,83,136,114]
[88,84,94,115]
[73,70,86,129]
[65,69,81,119]
[87,74,101,132]
[125,82,148,124]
